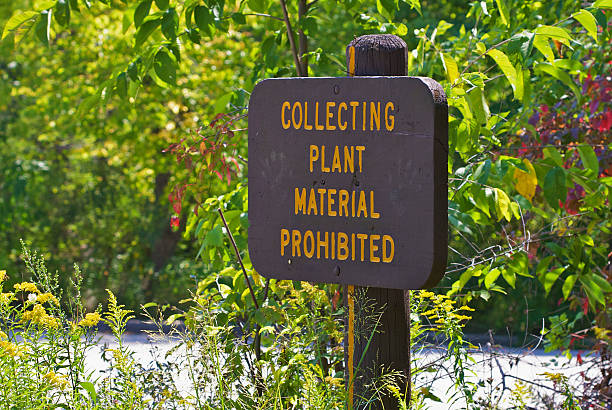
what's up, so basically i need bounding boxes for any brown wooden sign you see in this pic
[248,76,447,289]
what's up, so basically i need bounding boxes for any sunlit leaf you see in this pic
[572,9,598,41]
[577,145,599,175]
[494,0,509,26]
[441,52,459,84]
[494,188,512,221]
[2,10,38,40]
[487,49,522,100]
[513,159,537,202]
[543,167,566,209]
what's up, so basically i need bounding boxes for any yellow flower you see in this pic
[458,305,475,311]
[78,312,101,327]
[450,313,472,321]
[0,331,7,340]
[0,340,22,357]
[0,270,7,282]
[14,282,40,294]
[324,376,343,387]
[21,304,59,329]
[435,318,445,324]
[0,293,14,305]
[419,291,435,298]
[37,293,60,306]
[43,371,69,390]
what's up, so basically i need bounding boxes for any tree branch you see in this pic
[279,0,304,76]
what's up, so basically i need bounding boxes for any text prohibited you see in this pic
[248,76,448,289]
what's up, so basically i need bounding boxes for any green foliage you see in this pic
[0,0,610,407]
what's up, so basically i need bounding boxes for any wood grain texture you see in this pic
[345,34,410,410]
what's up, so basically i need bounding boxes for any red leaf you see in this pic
[172,201,182,214]
[582,298,589,315]
[170,216,180,228]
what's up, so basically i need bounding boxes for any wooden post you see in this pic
[344,34,411,410]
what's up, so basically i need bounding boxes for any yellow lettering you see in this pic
[295,188,306,215]
[304,230,315,258]
[338,190,349,217]
[382,235,394,263]
[292,102,303,129]
[337,232,349,260]
[321,145,330,172]
[304,101,313,130]
[344,146,354,173]
[356,146,365,173]
[317,188,326,215]
[357,233,367,262]
[349,101,359,130]
[307,188,318,215]
[317,231,329,259]
[385,102,394,131]
[370,234,380,262]
[315,102,324,130]
[357,191,368,218]
[280,229,289,256]
[370,191,380,218]
[351,233,355,261]
[338,102,348,130]
[291,230,302,257]
[281,101,291,129]
[327,189,337,216]
[331,232,335,259]
[370,101,380,131]
[326,102,336,130]
[331,146,341,173]
[309,145,319,173]
[362,101,366,131]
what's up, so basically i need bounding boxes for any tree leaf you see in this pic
[562,274,577,300]
[2,11,38,40]
[134,0,152,27]
[543,167,566,209]
[593,0,612,9]
[154,0,169,10]
[247,0,270,13]
[494,188,512,221]
[115,72,128,99]
[34,10,51,46]
[79,381,97,403]
[161,7,178,40]
[441,52,459,84]
[572,9,598,41]
[533,35,554,62]
[577,145,599,175]
[539,267,564,295]
[494,0,509,26]
[501,269,516,288]
[534,62,580,98]
[153,49,177,85]
[194,5,214,37]
[543,147,564,167]
[466,87,489,125]
[513,158,537,202]
[484,268,500,289]
[135,17,161,49]
[487,49,522,100]
[534,25,572,47]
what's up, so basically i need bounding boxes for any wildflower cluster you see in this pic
[43,371,69,390]
[78,312,101,327]
[416,290,474,328]
[21,303,59,329]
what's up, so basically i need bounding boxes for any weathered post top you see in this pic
[346,34,407,76]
